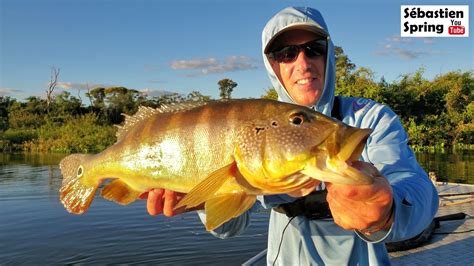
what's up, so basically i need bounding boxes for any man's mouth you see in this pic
[296,78,314,85]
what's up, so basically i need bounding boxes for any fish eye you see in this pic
[289,112,306,125]
[77,166,83,177]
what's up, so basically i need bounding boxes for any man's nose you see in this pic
[294,50,312,70]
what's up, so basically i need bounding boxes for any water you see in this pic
[416,151,473,184]
[0,153,269,265]
[0,151,472,264]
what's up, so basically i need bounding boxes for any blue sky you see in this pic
[1,0,472,101]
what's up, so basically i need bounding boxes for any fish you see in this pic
[59,99,373,231]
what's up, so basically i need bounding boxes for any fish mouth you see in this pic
[301,127,374,185]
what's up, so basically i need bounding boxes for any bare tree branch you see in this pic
[46,67,60,111]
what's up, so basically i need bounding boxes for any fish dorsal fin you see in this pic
[116,101,209,140]
[116,106,160,140]
[157,101,209,113]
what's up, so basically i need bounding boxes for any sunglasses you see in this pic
[267,39,327,63]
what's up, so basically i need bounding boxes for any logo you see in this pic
[401,5,469,37]
[353,99,369,113]
[448,25,465,35]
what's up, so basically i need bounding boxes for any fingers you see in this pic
[138,191,149,200]
[163,190,178,217]
[350,161,380,177]
[147,188,165,216]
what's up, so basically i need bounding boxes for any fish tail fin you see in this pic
[59,154,98,214]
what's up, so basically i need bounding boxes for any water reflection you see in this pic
[0,151,471,264]
[416,150,473,184]
[0,154,269,265]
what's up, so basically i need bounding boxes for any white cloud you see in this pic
[56,82,110,90]
[171,58,218,70]
[0,87,23,97]
[385,35,413,44]
[147,79,165,84]
[422,37,435,44]
[170,56,258,76]
[139,88,179,97]
[375,34,441,60]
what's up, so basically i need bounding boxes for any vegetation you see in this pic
[1,49,472,153]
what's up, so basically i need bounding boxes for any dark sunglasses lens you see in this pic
[304,41,327,58]
[274,46,299,63]
[270,40,327,63]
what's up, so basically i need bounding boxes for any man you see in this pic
[144,6,438,265]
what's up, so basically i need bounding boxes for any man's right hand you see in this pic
[139,189,186,217]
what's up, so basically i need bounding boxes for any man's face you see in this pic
[268,30,326,107]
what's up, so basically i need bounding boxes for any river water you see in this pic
[0,151,472,264]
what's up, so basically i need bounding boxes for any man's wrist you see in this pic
[359,203,394,236]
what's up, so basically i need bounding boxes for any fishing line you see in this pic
[273,216,296,265]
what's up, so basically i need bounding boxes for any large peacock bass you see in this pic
[59,99,373,230]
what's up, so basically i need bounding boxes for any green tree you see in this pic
[335,46,356,96]
[8,97,47,129]
[0,96,16,131]
[218,78,237,100]
[152,93,186,106]
[186,91,212,102]
[261,87,278,100]
[53,91,83,116]
[87,87,106,110]
[103,87,145,124]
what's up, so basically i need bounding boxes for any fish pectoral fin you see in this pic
[204,193,256,231]
[175,162,237,210]
[101,179,141,205]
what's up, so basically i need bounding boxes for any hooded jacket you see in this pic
[200,7,438,265]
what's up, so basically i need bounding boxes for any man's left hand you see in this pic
[325,161,394,233]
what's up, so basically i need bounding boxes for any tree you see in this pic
[334,46,356,96]
[218,78,237,100]
[0,96,16,131]
[104,87,145,124]
[87,87,106,111]
[186,91,212,102]
[261,87,278,100]
[46,67,60,112]
[53,91,83,116]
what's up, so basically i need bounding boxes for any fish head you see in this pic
[234,102,374,193]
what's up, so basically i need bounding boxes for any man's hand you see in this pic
[325,161,394,233]
[139,189,186,217]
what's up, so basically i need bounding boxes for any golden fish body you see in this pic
[59,99,373,230]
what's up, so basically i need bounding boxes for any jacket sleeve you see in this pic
[356,103,438,243]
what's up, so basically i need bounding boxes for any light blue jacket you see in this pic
[200,6,438,265]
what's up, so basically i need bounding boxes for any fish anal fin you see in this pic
[175,162,237,210]
[205,193,256,231]
[101,179,141,205]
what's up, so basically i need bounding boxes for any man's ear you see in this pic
[268,57,280,75]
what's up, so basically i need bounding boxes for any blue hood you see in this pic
[262,7,336,116]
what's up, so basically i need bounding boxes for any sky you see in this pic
[1,0,473,101]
